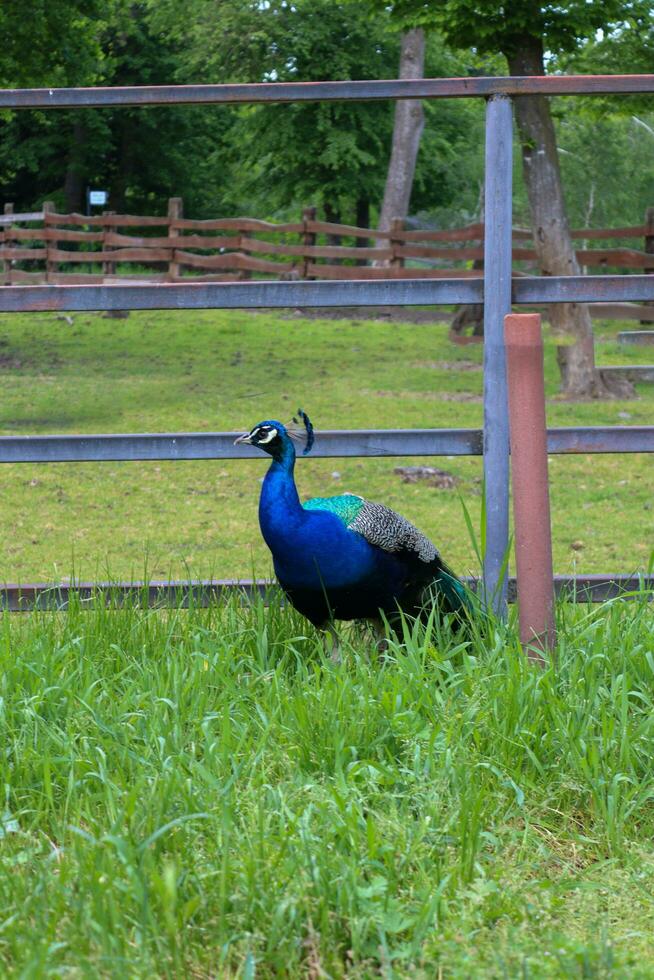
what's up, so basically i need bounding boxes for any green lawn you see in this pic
[0,308,652,584]
[1,595,653,976]
[1,309,653,977]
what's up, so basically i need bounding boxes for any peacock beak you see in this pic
[234,431,253,446]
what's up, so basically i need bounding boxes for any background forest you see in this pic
[0,0,652,233]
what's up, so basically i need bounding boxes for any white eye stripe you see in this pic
[257,427,278,444]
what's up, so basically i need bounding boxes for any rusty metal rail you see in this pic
[2,75,654,110]
[1,276,654,313]
[1,73,653,612]
[1,576,651,612]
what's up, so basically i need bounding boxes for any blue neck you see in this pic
[259,439,303,546]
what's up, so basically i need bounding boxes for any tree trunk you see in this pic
[507,41,631,399]
[324,202,342,264]
[375,28,425,256]
[450,259,484,340]
[63,117,87,213]
[355,197,370,266]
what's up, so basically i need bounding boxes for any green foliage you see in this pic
[0,0,105,87]
[1,0,652,225]
[150,0,484,221]
[0,1,232,214]
[374,0,644,58]
[553,110,654,227]
[0,592,653,974]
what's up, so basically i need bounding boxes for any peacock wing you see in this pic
[303,493,438,563]
[303,493,473,617]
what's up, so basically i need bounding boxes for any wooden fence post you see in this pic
[641,206,654,325]
[168,197,183,281]
[389,217,405,269]
[2,203,13,284]
[302,206,317,279]
[43,201,56,283]
[101,208,129,318]
[234,220,252,282]
[102,209,116,279]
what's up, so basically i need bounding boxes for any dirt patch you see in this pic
[371,389,481,402]
[0,340,62,373]
[3,417,75,429]
[437,391,482,402]
[417,360,481,371]
[393,465,460,489]
[276,306,454,324]
[0,354,30,371]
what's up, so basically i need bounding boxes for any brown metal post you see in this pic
[505,313,555,661]
[168,197,183,281]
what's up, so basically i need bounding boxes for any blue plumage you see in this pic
[235,413,471,630]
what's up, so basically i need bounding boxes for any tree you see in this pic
[150,0,481,227]
[0,0,103,89]
[375,0,644,397]
[151,0,402,225]
[375,27,426,249]
[0,1,230,215]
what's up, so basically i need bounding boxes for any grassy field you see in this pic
[1,308,653,976]
[1,594,654,976]
[0,307,652,585]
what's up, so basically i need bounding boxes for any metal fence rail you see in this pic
[2,575,652,613]
[2,275,654,313]
[2,75,654,109]
[1,427,652,464]
[2,74,653,611]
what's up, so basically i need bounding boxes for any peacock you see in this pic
[235,410,473,645]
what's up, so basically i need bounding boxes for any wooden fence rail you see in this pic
[0,202,653,302]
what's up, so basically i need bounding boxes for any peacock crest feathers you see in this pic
[286,408,314,455]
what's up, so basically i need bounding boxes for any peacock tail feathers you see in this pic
[435,565,470,609]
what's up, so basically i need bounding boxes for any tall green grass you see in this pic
[1,594,653,977]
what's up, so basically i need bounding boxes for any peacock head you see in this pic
[234,409,314,461]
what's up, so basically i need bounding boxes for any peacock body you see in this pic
[235,412,471,630]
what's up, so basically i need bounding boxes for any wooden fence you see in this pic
[1,200,653,295]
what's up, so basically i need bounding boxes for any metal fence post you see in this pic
[482,94,513,615]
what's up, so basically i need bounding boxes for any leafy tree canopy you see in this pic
[0,0,106,87]
[370,0,647,58]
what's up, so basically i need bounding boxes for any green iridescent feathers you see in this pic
[303,493,365,525]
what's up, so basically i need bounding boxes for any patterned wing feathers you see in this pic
[303,494,438,564]
[350,501,438,563]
